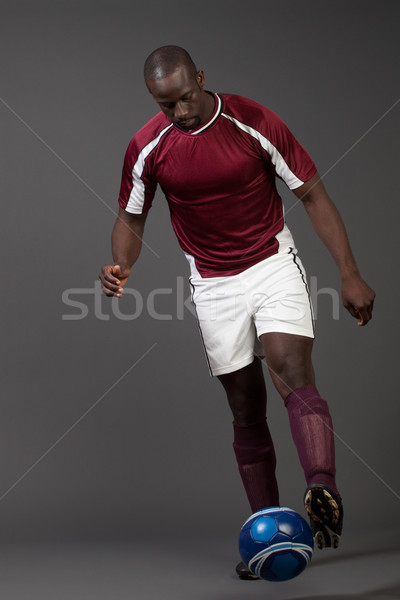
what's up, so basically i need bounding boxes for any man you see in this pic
[99,45,375,579]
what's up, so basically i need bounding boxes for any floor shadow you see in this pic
[309,543,400,567]
[209,546,400,600]
[211,582,400,600]
[293,582,400,600]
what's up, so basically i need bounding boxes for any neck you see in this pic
[202,91,215,125]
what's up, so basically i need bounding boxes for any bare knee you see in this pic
[261,333,315,399]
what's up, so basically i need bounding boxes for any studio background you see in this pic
[1,0,399,554]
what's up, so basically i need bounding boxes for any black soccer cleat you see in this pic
[304,484,344,549]
[235,561,259,580]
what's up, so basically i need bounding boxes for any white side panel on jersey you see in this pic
[125,124,173,213]
[276,223,295,252]
[184,253,202,279]
[221,113,304,190]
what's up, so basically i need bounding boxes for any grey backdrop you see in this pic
[1,0,399,555]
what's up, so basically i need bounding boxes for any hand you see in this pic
[99,263,131,298]
[341,275,375,326]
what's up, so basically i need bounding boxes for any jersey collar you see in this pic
[174,92,222,135]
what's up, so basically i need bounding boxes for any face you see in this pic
[146,66,212,131]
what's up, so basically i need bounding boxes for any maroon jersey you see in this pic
[118,93,317,278]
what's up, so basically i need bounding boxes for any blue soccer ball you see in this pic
[239,506,314,581]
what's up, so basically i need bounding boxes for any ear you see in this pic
[196,70,206,88]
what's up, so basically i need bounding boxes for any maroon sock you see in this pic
[233,420,280,513]
[284,385,339,495]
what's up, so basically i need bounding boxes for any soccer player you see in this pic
[99,45,375,579]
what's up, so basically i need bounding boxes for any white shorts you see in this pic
[190,250,314,376]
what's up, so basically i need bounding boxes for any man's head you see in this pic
[144,45,197,82]
[144,45,214,131]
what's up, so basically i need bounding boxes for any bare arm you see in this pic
[293,172,375,325]
[99,207,148,297]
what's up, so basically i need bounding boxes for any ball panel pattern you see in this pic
[239,507,314,582]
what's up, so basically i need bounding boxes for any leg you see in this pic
[261,332,343,548]
[261,331,337,491]
[218,358,279,512]
[261,331,315,400]
[218,355,267,426]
